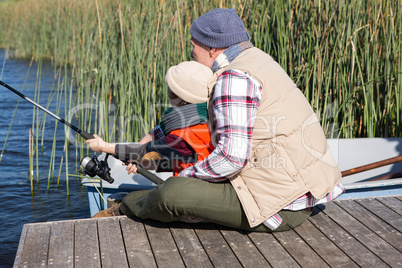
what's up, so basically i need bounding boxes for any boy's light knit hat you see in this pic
[165,61,213,104]
[190,8,250,48]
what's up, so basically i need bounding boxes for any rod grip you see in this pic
[80,131,95,140]
[136,165,164,185]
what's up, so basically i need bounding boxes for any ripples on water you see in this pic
[0,50,90,267]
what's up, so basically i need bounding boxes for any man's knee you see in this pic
[154,176,194,205]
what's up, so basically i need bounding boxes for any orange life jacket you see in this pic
[169,124,214,176]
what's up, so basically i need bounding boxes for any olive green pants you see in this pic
[120,176,312,232]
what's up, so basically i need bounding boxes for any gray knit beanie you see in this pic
[190,8,250,48]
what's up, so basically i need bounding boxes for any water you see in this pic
[0,50,90,267]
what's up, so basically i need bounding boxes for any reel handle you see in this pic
[81,133,164,185]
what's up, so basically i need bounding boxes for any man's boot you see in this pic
[92,203,122,218]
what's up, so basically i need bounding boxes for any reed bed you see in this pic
[0,0,400,193]
[0,0,400,139]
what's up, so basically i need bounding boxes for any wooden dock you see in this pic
[14,195,402,267]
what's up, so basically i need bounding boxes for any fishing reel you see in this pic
[78,154,114,184]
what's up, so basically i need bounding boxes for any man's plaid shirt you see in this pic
[160,47,344,230]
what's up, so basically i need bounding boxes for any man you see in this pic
[97,8,344,232]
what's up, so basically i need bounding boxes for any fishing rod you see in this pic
[0,80,164,185]
[0,80,93,140]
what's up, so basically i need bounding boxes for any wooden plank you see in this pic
[13,195,402,268]
[248,231,300,268]
[17,223,51,268]
[337,199,402,252]
[74,219,101,268]
[13,224,28,268]
[168,222,213,268]
[220,228,270,267]
[193,223,242,268]
[120,217,157,268]
[376,196,402,215]
[48,221,74,267]
[97,217,129,268]
[325,201,401,266]
[144,220,185,268]
[355,198,402,232]
[273,229,329,268]
[309,206,387,267]
[294,220,358,267]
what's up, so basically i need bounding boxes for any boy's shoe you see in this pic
[142,151,163,161]
[92,203,121,218]
[140,151,163,170]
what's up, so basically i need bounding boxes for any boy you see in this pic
[86,61,214,176]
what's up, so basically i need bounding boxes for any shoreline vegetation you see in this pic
[0,0,400,194]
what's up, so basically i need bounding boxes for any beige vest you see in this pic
[207,47,341,227]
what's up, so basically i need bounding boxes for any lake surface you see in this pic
[0,50,90,267]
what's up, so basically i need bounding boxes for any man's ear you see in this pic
[209,47,217,57]
[209,47,226,58]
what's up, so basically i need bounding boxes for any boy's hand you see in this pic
[122,152,162,175]
[123,161,138,175]
[85,134,110,153]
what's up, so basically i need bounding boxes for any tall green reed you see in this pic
[247,0,401,138]
[0,0,400,194]
[1,0,398,140]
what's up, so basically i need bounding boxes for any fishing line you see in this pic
[0,58,34,164]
